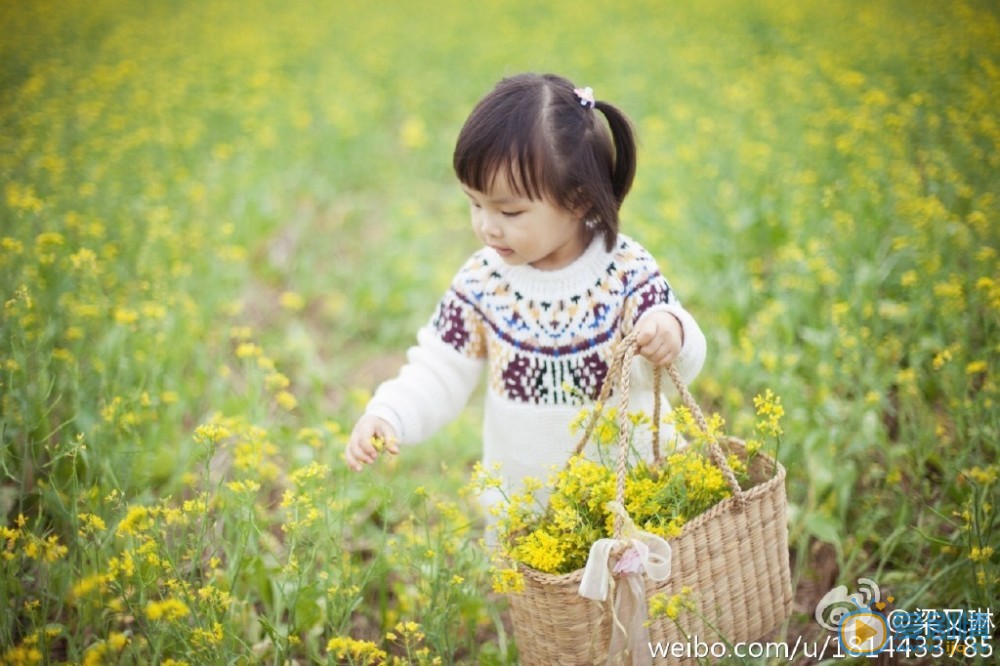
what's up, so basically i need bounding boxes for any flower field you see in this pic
[1,0,997,663]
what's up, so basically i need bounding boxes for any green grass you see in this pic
[1,0,998,663]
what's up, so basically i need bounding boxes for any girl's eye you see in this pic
[501,211,523,218]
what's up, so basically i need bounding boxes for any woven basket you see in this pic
[507,333,793,665]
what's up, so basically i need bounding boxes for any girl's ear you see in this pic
[569,188,592,221]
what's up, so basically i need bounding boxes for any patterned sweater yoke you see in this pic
[431,234,695,406]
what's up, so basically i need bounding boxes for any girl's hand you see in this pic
[634,311,685,366]
[345,415,399,472]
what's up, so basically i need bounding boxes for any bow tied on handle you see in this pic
[579,502,672,666]
[574,332,674,666]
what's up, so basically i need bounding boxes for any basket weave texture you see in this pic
[506,334,793,665]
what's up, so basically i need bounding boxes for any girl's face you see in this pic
[462,178,587,271]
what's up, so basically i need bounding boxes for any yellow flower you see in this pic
[193,423,231,445]
[962,465,998,485]
[512,530,565,573]
[932,348,953,369]
[71,574,109,600]
[467,461,503,492]
[969,546,994,563]
[192,623,225,647]
[753,389,784,437]
[490,567,525,594]
[113,308,139,326]
[275,390,297,411]
[1,237,25,254]
[234,342,262,359]
[265,372,290,391]
[648,586,695,620]
[966,360,987,375]
[108,550,136,578]
[279,291,305,311]
[23,534,68,562]
[116,506,152,536]
[227,479,261,493]
[145,597,190,621]
[107,632,129,651]
[325,636,387,664]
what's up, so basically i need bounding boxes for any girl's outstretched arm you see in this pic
[342,323,485,473]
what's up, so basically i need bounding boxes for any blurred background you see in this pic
[1,0,997,662]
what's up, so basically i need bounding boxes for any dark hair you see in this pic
[453,73,637,251]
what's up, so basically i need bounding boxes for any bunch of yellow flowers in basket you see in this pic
[470,396,781,587]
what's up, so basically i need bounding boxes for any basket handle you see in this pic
[662,363,747,506]
[573,330,663,460]
[573,331,747,540]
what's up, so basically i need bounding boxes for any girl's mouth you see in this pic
[491,246,513,257]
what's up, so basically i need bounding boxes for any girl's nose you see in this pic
[480,214,502,239]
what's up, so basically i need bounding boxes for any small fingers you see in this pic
[345,431,399,472]
[640,337,678,367]
[345,438,374,471]
[344,446,362,472]
[639,334,663,359]
[345,444,371,471]
[634,323,656,347]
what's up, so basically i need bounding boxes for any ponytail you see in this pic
[594,101,637,206]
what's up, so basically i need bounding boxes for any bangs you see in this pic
[454,145,545,201]
[453,84,554,201]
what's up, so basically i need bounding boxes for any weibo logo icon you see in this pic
[814,577,881,632]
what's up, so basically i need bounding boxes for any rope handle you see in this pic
[572,331,746,539]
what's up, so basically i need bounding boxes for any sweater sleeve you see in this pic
[365,327,485,445]
[364,270,488,445]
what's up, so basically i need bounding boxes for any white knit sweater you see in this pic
[365,234,707,504]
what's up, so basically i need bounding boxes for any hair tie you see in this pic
[574,86,596,109]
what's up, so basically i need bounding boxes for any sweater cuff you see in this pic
[662,302,706,385]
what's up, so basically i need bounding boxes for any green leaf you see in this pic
[804,511,842,547]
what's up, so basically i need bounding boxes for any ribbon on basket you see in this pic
[579,501,672,666]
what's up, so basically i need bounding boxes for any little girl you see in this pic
[345,73,706,509]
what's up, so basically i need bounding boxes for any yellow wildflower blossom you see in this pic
[326,637,386,664]
[490,567,525,594]
[512,530,565,573]
[145,597,190,621]
[275,390,298,410]
[116,506,153,536]
[969,546,994,563]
